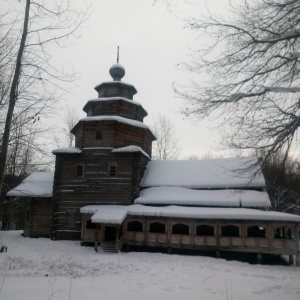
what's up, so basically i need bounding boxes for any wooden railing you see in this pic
[124,231,299,255]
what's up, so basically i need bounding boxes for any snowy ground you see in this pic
[0,231,299,300]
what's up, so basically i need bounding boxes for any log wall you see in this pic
[51,150,149,240]
[74,121,153,156]
[86,100,147,122]
[96,83,135,99]
[24,198,52,238]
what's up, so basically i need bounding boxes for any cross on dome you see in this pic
[109,46,125,81]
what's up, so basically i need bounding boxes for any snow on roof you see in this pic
[83,147,114,150]
[112,145,150,159]
[81,204,300,223]
[128,205,300,222]
[52,147,82,154]
[135,187,270,208]
[72,115,156,138]
[85,97,143,107]
[81,205,128,224]
[7,172,54,198]
[140,157,265,189]
[94,81,136,90]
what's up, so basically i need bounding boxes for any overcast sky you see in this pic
[47,0,230,158]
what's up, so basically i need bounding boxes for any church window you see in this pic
[127,221,143,232]
[96,131,102,140]
[172,223,189,235]
[76,164,85,177]
[221,225,239,237]
[274,227,292,239]
[149,222,165,233]
[108,163,117,176]
[247,226,266,238]
[196,225,214,236]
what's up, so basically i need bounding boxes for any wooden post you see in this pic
[257,253,262,264]
[216,223,220,248]
[144,219,148,245]
[241,223,245,248]
[191,221,195,247]
[289,255,294,265]
[267,224,272,250]
[94,224,99,252]
[296,253,300,267]
[167,220,171,248]
[295,223,300,267]
[216,251,220,258]
[116,226,120,253]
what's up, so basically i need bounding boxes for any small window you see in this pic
[149,222,165,233]
[274,227,292,239]
[76,164,84,177]
[96,131,102,140]
[127,221,143,232]
[196,225,214,236]
[172,224,189,235]
[247,226,266,238]
[108,163,117,176]
[221,225,239,237]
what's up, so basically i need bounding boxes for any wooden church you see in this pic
[7,63,300,265]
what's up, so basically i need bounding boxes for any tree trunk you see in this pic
[0,0,30,196]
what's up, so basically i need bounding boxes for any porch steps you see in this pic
[99,241,117,253]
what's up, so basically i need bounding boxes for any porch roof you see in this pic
[80,205,300,224]
[81,205,128,224]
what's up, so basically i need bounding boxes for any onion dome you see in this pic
[109,63,125,81]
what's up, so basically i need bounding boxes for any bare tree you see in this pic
[63,106,79,147]
[52,105,79,148]
[184,154,200,160]
[177,0,300,163]
[0,0,89,196]
[262,152,300,213]
[150,114,181,160]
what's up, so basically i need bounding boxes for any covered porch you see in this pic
[80,204,300,264]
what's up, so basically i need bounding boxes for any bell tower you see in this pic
[71,63,155,155]
[51,63,156,240]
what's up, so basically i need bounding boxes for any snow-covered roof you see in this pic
[112,145,150,159]
[71,115,156,138]
[94,81,136,91]
[82,205,129,224]
[140,157,265,189]
[7,172,54,198]
[81,204,300,224]
[52,147,82,154]
[82,97,148,116]
[135,187,270,208]
[84,97,143,107]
